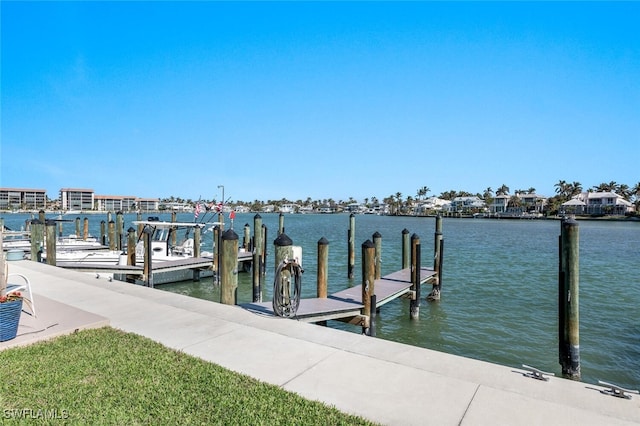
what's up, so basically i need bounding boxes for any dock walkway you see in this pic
[3,260,639,425]
[241,266,437,322]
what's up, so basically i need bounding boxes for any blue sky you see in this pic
[2,2,638,203]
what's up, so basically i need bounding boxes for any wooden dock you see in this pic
[241,266,438,323]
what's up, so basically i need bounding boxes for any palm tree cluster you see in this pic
[160,180,640,216]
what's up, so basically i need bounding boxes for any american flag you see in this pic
[194,203,202,219]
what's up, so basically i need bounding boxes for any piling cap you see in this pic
[411,233,420,241]
[362,239,375,248]
[318,237,329,245]
[253,213,262,219]
[372,231,382,238]
[402,228,409,235]
[274,233,293,246]
[221,229,239,240]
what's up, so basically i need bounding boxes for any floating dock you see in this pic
[242,266,437,323]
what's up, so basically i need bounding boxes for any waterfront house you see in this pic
[562,191,633,215]
[449,196,485,215]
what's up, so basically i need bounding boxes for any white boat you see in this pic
[51,220,218,284]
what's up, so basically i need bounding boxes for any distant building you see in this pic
[59,188,94,211]
[449,196,485,214]
[95,195,138,212]
[0,187,47,210]
[562,192,633,215]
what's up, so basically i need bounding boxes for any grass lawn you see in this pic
[0,327,377,425]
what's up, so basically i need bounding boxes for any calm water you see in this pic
[3,212,639,389]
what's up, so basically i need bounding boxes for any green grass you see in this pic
[0,327,377,425]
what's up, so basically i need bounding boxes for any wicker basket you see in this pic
[0,298,23,341]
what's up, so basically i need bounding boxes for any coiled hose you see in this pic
[272,259,303,318]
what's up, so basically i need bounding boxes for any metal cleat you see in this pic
[521,364,555,381]
[598,381,639,400]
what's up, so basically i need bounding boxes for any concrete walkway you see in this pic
[2,260,639,425]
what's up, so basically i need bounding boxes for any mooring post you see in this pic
[274,232,293,268]
[75,217,81,238]
[278,212,285,236]
[262,224,268,276]
[369,294,377,337]
[347,214,356,279]
[38,210,46,224]
[100,220,106,245]
[30,219,43,262]
[559,218,580,380]
[220,229,239,305]
[142,225,153,288]
[410,234,421,320]
[127,227,136,266]
[108,220,116,251]
[372,231,382,280]
[45,220,57,266]
[361,239,376,336]
[116,211,124,251]
[137,212,143,236]
[252,214,263,302]
[317,237,329,298]
[83,217,89,241]
[243,223,250,251]
[402,228,410,269]
[171,211,177,247]
[212,225,221,284]
[192,225,201,282]
[427,215,444,301]
[274,233,294,308]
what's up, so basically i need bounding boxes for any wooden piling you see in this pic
[75,217,81,238]
[116,211,124,250]
[278,212,285,236]
[212,225,221,283]
[317,237,329,298]
[193,226,201,281]
[83,217,89,241]
[171,211,177,246]
[372,231,382,280]
[402,228,410,269]
[127,227,136,266]
[108,220,116,251]
[38,210,46,224]
[243,223,250,250]
[30,219,44,262]
[100,220,107,245]
[137,212,143,236]
[559,218,580,380]
[220,229,239,305]
[274,233,293,267]
[361,239,376,336]
[262,224,268,276]
[410,234,421,320]
[348,214,356,279]
[252,214,263,302]
[369,294,377,337]
[428,216,444,301]
[45,220,57,266]
[142,225,153,287]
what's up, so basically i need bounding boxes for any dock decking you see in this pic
[242,266,437,323]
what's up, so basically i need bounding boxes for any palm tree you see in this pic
[395,192,403,215]
[496,184,509,196]
[527,187,536,194]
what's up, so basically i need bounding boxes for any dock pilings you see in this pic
[30,219,44,262]
[220,229,239,305]
[559,218,580,380]
[410,233,421,320]
[361,239,376,336]
[142,225,153,288]
[373,231,382,280]
[348,213,356,279]
[427,215,443,301]
[252,214,264,302]
[108,221,116,251]
[45,220,56,266]
[402,228,410,269]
